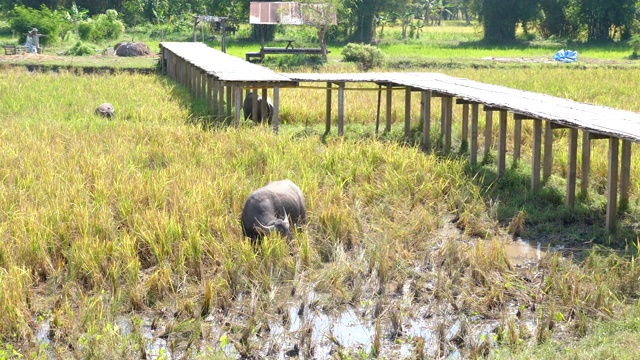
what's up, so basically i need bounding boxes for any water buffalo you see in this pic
[242,92,273,124]
[95,103,115,118]
[241,179,306,241]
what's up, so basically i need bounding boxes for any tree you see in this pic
[567,0,637,42]
[296,1,339,61]
[472,0,541,42]
[345,0,411,43]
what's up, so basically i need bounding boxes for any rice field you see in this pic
[0,61,639,359]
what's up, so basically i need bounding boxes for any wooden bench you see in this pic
[3,44,28,55]
[245,47,329,62]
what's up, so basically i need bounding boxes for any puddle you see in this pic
[36,319,51,345]
[504,238,547,265]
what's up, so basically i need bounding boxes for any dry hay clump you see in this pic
[114,42,151,57]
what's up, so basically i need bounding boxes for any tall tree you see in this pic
[299,0,340,61]
[472,0,540,42]
[568,0,637,42]
[345,0,411,43]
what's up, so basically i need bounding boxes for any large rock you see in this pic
[114,42,151,57]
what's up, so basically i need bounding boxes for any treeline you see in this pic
[2,0,640,44]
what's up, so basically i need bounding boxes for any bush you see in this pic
[341,43,384,71]
[93,9,124,41]
[8,5,66,45]
[77,20,95,41]
[65,41,96,56]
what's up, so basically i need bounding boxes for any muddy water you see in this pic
[504,238,548,266]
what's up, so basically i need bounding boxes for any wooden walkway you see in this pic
[160,42,639,232]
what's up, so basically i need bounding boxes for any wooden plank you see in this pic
[620,140,631,211]
[325,82,332,135]
[470,103,479,165]
[273,86,280,133]
[543,121,553,181]
[484,106,504,112]
[484,110,493,160]
[581,131,591,196]
[566,128,578,207]
[606,138,619,232]
[550,122,570,129]
[497,110,507,177]
[532,119,542,191]
[386,84,392,133]
[513,115,521,164]
[405,87,411,138]
[207,74,213,109]
[421,91,431,151]
[338,83,345,136]
[461,103,469,150]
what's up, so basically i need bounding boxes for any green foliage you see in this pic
[93,9,124,40]
[341,43,385,71]
[630,34,640,58]
[8,5,66,45]
[64,40,96,55]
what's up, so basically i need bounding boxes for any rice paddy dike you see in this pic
[1,63,640,359]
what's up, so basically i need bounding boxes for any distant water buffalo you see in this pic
[95,103,115,118]
[242,92,273,124]
[241,179,306,240]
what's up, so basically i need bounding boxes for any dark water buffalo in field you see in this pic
[241,179,306,240]
[95,103,115,118]
[242,93,273,124]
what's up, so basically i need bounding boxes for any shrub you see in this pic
[341,43,384,71]
[77,20,95,41]
[65,41,96,56]
[93,9,124,41]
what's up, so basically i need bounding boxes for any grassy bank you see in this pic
[0,65,640,358]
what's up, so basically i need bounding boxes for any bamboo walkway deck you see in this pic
[160,42,640,232]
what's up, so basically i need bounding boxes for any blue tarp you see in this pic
[553,49,577,63]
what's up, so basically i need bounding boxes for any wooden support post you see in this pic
[421,91,431,151]
[620,140,632,211]
[212,80,219,119]
[543,121,553,181]
[226,86,232,121]
[251,88,258,123]
[338,83,345,136]
[325,82,332,135]
[461,103,469,150]
[386,84,392,133]
[513,116,522,164]
[273,86,280,134]
[207,74,213,109]
[261,88,268,123]
[532,119,542,191]
[497,110,507,177]
[161,48,166,74]
[581,131,591,197]
[606,137,619,232]
[234,86,242,128]
[195,69,201,98]
[484,110,493,160]
[219,82,225,120]
[470,104,479,165]
[566,128,578,207]
[405,87,411,138]
[445,97,453,152]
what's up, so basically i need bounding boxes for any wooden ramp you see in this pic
[160,42,640,232]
